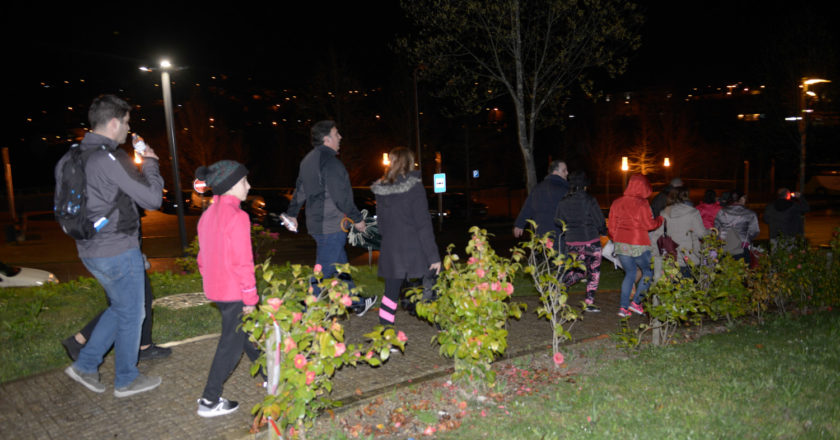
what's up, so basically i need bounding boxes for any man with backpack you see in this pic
[56,94,164,397]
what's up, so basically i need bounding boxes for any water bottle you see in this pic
[131,133,147,154]
[280,213,297,233]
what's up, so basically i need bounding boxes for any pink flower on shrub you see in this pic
[467,257,477,265]
[546,239,554,249]
[283,337,297,353]
[341,295,353,307]
[365,351,374,359]
[479,282,489,291]
[331,279,339,287]
[397,331,408,342]
[553,352,565,365]
[334,342,346,357]
[292,312,302,324]
[476,268,486,278]
[504,283,514,296]
[305,370,316,385]
[796,264,802,269]
[491,282,501,291]
[267,297,283,311]
[294,354,307,369]
[314,264,322,273]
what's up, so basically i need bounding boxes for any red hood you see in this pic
[624,174,652,198]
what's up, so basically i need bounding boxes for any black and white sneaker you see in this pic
[354,296,379,317]
[197,397,239,418]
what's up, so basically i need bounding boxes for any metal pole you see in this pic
[161,70,188,255]
[413,68,422,176]
[743,160,750,196]
[799,81,807,195]
[2,148,17,224]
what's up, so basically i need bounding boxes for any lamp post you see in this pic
[799,78,831,195]
[621,156,629,189]
[140,59,188,255]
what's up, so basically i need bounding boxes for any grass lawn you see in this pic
[439,309,840,439]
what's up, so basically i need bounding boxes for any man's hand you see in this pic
[354,221,367,233]
[429,261,441,274]
[142,146,160,161]
[513,227,524,238]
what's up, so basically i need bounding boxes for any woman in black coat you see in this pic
[554,171,607,313]
[370,147,441,327]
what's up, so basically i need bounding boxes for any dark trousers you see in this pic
[202,301,260,401]
[80,271,153,347]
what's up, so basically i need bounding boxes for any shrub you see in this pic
[517,222,580,366]
[242,261,402,439]
[412,227,526,393]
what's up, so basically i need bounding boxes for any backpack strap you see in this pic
[79,144,119,222]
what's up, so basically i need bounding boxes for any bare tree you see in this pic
[399,0,642,191]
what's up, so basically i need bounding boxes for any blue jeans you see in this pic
[311,232,356,297]
[617,250,653,309]
[75,248,145,388]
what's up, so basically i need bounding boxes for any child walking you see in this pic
[194,160,261,418]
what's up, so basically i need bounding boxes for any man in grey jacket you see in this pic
[284,120,376,316]
[58,94,164,397]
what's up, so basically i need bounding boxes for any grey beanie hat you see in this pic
[195,160,248,195]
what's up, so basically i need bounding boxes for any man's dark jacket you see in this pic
[763,197,809,239]
[286,144,362,235]
[514,174,569,239]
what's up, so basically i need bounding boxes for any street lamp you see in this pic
[140,59,188,255]
[382,153,390,166]
[799,77,831,195]
[621,156,629,188]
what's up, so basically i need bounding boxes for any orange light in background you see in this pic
[663,157,671,167]
[621,156,629,171]
[382,153,390,166]
[134,151,142,165]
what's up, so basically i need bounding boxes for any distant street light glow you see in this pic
[382,153,390,166]
[663,157,671,167]
[621,156,629,171]
[160,59,172,69]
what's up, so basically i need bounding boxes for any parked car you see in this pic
[428,193,488,220]
[0,261,58,287]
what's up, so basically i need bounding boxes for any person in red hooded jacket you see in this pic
[608,174,664,317]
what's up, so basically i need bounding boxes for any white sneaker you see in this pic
[355,296,378,317]
[197,397,239,418]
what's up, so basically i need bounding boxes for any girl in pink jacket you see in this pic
[194,160,260,418]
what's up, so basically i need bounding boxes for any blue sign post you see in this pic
[434,173,446,193]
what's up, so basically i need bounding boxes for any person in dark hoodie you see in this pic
[513,160,569,251]
[370,147,441,328]
[608,174,664,317]
[554,171,607,312]
[763,188,809,251]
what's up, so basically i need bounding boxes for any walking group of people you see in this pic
[515,166,810,318]
[58,96,440,419]
[58,94,810,419]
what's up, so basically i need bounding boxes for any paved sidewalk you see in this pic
[0,290,631,440]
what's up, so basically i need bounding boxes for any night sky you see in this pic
[2,1,837,189]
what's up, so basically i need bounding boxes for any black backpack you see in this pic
[54,144,117,240]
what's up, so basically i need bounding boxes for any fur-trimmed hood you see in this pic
[370,171,422,196]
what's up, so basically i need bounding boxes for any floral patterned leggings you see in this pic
[562,242,602,302]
